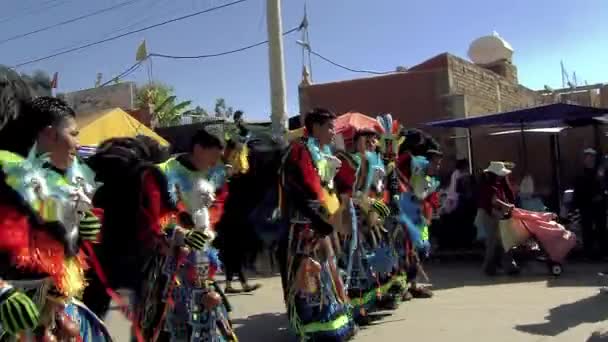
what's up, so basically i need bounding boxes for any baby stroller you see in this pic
[499,208,577,276]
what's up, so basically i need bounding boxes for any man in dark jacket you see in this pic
[574,148,607,260]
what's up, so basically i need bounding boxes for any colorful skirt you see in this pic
[284,225,357,341]
[340,234,378,320]
[163,250,236,342]
[0,278,112,342]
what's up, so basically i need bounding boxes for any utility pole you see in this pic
[266,0,288,139]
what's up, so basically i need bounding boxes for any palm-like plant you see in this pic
[136,82,191,127]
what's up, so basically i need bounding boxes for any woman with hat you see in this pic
[476,161,519,276]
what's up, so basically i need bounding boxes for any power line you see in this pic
[102,25,300,86]
[47,0,169,55]
[149,26,299,59]
[99,61,143,87]
[308,49,392,75]
[12,0,249,68]
[0,0,73,25]
[0,0,144,46]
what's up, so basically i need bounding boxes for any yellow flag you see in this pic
[136,40,148,62]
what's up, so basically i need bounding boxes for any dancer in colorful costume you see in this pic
[395,129,442,299]
[278,108,357,341]
[156,127,236,341]
[372,114,410,303]
[0,91,111,340]
[334,129,392,323]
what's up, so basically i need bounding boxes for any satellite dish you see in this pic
[468,32,514,65]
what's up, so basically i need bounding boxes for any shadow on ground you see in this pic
[588,328,608,342]
[427,260,604,291]
[233,312,291,342]
[515,292,608,337]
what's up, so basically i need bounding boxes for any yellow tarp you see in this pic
[76,108,169,146]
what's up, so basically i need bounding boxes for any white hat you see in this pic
[484,161,511,176]
[584,148,597,155]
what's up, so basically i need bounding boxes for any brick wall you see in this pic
[299,68,449,127]
[297,52,606,204]
[447,55,540,116]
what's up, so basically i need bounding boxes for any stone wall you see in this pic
[447,55,540,116]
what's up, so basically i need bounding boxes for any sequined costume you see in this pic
[373,114,409,301]
[157,156,236,342]
[393,129,442,298]
[334,150,390,322]
[278,136,357,341]
[0,148,112,341]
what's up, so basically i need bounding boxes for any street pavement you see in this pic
[104,261,608,342]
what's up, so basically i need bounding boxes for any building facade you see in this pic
[298,45,608,202]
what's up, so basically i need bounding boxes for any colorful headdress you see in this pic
[376,114,405,161]
[409,155,440,200]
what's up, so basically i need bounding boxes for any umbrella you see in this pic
[334,112,383,140]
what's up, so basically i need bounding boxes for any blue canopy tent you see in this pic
[426,103,608,128]
[425,103,608,207]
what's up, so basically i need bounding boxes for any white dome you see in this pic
[468,32,514,65]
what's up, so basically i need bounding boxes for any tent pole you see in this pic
[550,133,563,208]
[467,128,474,174]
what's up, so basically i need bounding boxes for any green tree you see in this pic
[136,82,191,127]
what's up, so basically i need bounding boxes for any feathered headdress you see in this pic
[376,114,405,161]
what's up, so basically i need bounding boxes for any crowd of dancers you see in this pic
[0,72,442,341]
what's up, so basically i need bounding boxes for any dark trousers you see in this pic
[223,250,248,285]
[581,207,608,258]
[277,235,289,301]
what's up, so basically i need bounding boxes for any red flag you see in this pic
[50,72,58,89]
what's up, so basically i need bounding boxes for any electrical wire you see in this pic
[148,26,299,59]
[308,49,392,75]
[0,0,144,46]
[0,0,73,25]
[11,0,249,68]
[101,25,300,86]
[46,0,169,55]
[99,61,144,87]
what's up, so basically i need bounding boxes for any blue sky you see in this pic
[3,0,607,121]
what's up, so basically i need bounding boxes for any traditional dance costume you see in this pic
[0,148,112,341]
[278,136,357,341]
[157,156,236,342]
[373,114,409,302]
[334,150,391,322]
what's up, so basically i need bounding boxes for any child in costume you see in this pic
[156,127,236,342]
[278,108,357,341]
[0,95,111,341]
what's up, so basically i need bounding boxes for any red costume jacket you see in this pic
[282,140,334,236]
